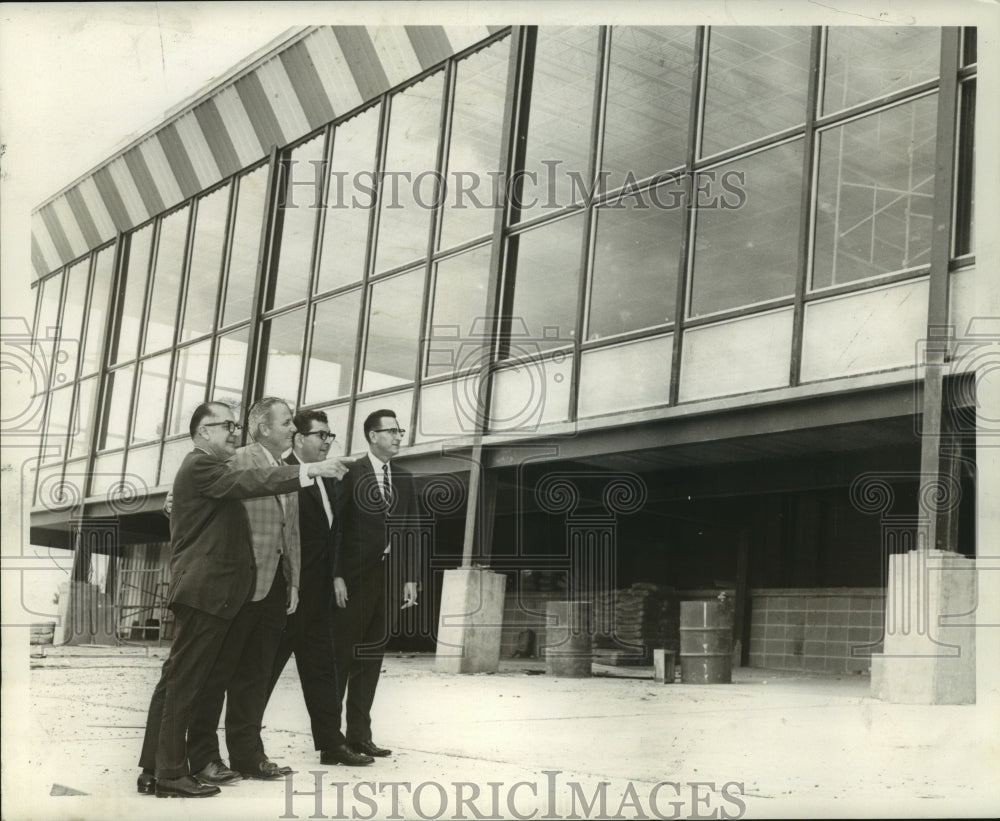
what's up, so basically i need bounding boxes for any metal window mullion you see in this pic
[458,25,530,566]
[410,60,455,444]
[495,26,537,368]
[569,25,612,423]
[295,126,335,409]
[130,205,193,468]
[135,215,165,359]
[668,26,708,406]
[87,236,127,485]
[789,27,824,387]
[245,146,282,428]
[345,96,392,450]
[200,176,240,408]
[157,196,201,455]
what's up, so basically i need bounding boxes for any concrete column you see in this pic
[870,549,976,703]
[435,566,507,674]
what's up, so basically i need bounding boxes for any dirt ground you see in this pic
[4,641,999,820]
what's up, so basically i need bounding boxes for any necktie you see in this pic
[382,463,393,506]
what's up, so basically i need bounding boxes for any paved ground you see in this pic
[4,642,999,820]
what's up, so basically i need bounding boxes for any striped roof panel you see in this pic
[30,25,497,280]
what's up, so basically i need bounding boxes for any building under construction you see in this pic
[25,24,994,703]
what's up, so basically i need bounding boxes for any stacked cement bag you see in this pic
[592,583,680,665]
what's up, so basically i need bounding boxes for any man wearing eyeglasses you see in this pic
[331,409,420,761]
[262,409,374,767]
[186,397,341,784]
[137,402,350,798]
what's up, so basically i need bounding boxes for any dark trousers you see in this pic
[266,578,345,750]
[186,571,286,771]
[330,567,390,744]
[138,604,232,779]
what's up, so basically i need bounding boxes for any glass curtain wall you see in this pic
[34,25,976,496]
[30,243,116,508]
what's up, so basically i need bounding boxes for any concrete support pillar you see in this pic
[870,549,976,704]
[435,566,507,674]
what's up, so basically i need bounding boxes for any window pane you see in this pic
[823,28,940,114]
[80,245,115,376]
[579,334,673,417]
[690,141,804,316]
[261,308,307,402]
[68,376,98,459]
[426,245,491,377]
[374,73,444,274]
[510,214,584,352]
[954,80,975,257]
[169,340,212,436]
[35,271,62,338]
[180,185,230,341]
[588,183,684,340]
[813,96,937,288]
[144,206,190,353]
[53,259,89,385]
[962,27,977,65]
[113,226,152,363]
[42,386,74,463]
[603,27,696,192]
[100,366,134,450]
[362,268,426,391]
[439,38,510,250]
[317,106,379,293]
[90,450,124,499]
[350,390,412,454]
[701,27,811,157]
[316,404,350,451]
[272,136,325,310]
[159,437,192,486]
[132,352,172,444]
[126,443,160,489]
[223,166,268,326]
[518,27,600,221]
[305,291,361,404]
[212,326,250,410]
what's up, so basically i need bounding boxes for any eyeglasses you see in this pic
[301,430,336,442]
[372,427,405,437]
[202,421,243,434]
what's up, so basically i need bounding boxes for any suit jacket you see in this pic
[285,452,336,589]
[333,454,420,589]
[229,442,301,602]
[167,448,304,619]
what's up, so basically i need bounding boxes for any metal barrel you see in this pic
[544,600,592,677]
[679,599,734,684]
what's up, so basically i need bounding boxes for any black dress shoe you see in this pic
[137,772,156,795]
[321,744,374,766]
[193,759,242,786]
[155,775,221,798]
[350,740,391,757]
[235,758,294,780]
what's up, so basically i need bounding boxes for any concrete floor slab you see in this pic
[5,645,999,820]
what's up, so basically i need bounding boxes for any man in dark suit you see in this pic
[264,409,373,767]
[186,397,321,782]
[137,401,349,798]
[332,409,421,760]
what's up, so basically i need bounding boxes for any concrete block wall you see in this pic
[748,588,884,674]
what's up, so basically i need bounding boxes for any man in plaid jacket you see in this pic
[187,397,317,782]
